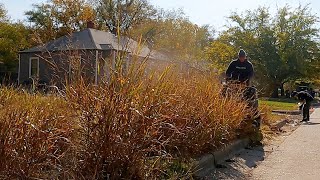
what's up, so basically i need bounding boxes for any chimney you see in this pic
[87,21,95,29]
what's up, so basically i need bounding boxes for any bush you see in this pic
[0,64,253,179]
[0,88,74,179]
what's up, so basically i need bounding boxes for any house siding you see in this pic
[19,50,107,86]
[19,52,60,85]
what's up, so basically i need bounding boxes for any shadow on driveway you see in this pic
[303,122,320,126]
[209,145,265,180]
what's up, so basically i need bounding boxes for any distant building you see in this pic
[18,28,168,86]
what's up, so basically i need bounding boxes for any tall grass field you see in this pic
[0,58,259,179]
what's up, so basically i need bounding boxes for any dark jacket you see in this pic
[297,91,314,103]
[226,59,254,83]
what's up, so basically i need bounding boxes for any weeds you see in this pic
[0,87,74,179]
[0,59,254,179]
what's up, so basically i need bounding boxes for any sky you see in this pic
[2,0,320,30]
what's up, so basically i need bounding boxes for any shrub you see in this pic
[0,87,74,179]
[0,64,253,179]
[65,65,250,179]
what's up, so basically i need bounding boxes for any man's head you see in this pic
[238,49,247,62]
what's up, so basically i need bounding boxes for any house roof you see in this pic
[21,28,167,60]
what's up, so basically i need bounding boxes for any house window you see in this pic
[29,57,39,78]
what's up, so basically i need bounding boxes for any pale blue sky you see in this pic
[2,0,320,29]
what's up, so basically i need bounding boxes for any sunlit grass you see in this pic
[0,56,257,179]
[259,99,298,111]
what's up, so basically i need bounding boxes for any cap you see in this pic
[238,49,246,57]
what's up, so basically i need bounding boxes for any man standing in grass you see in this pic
[225,49,258,120]
[293,91,314,122]
[225,49,262,145]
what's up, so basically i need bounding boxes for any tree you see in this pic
[95,0,156,35]
[273,6,320,89]
[213,6,320,97]
[0,4,7,21]
[204,41,236,73]
[131,9,213,60]
[26,0,95,42]
[0,4,30,72]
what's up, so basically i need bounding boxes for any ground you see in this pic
[207,113,301,179]
[206,100,320,180]
[250,108,320,179]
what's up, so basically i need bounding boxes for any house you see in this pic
[18,28,169,86]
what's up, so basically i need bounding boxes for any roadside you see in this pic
[250,108,320,179]
[206,114,301,179]
[199,98,303,179]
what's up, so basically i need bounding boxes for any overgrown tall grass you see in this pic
[0,88,74,179]
[0,59,254,179]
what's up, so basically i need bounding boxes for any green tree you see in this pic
[95,0,156,35]
[131,9,212,60]
[214,6,320,97]
[0,4,30,72]
[0,4,7,21]
[26,0,96,42]
[204,41,236,72]
[273,6,320,91]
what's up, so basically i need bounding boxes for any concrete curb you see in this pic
[272,110,301,115]
[194,119,291,178]
[271,119,290,131]
[194,138,250,177]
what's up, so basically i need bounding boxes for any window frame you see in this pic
[29,57,40,78]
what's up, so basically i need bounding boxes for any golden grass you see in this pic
[0,87,74,179]
[0,63,255,179]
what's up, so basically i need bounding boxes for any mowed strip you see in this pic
[259,99,297,111]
